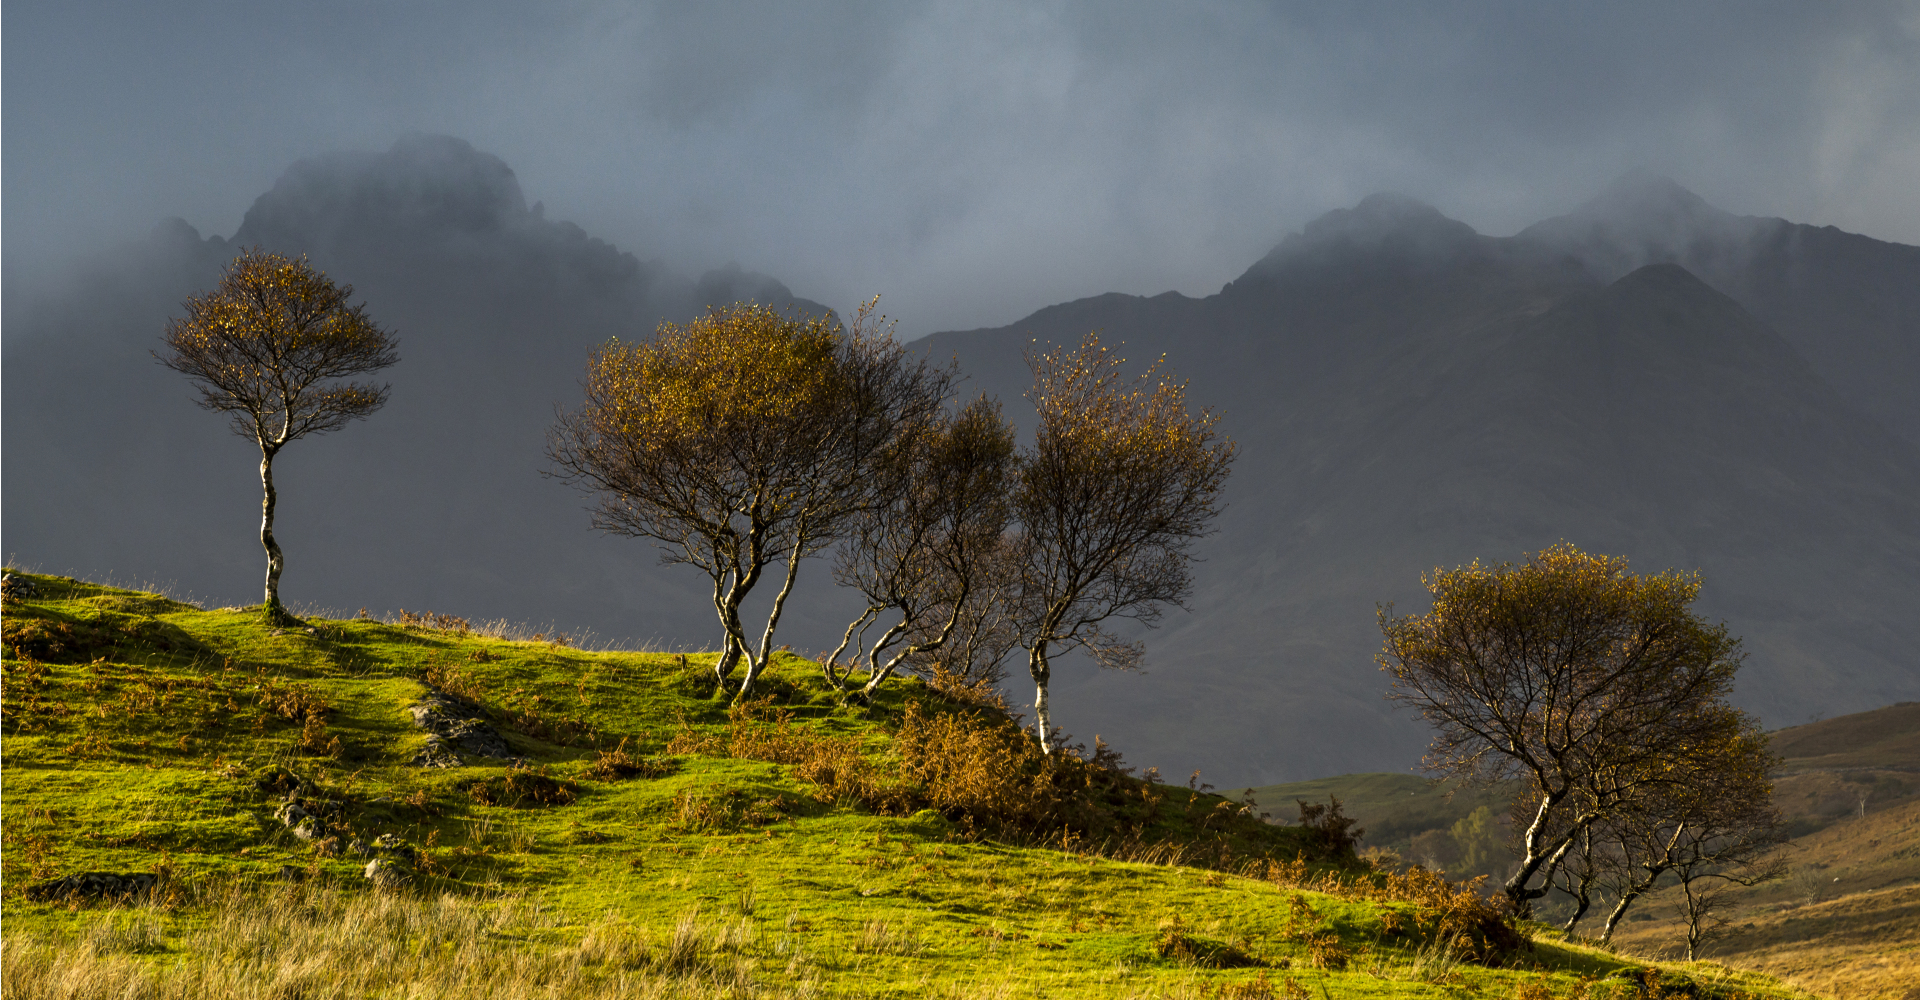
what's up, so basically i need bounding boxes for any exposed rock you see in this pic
[363,858,413,889]
[1,574,39,601]
[370,832,417,863]
[347,838,373,857]
[23,871,159,902]
[406,688,519,765]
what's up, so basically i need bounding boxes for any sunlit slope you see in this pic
[0,572,1817,998]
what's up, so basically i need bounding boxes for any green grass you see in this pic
[1231,773,1520,855]
[0,571,1821,998]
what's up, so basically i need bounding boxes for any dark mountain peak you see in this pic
[1608,260,1718,297]
[1233,193,1485,287]
[1516,171,1761,278]
[232,134,532,253]
[1291,192,1478,253]
[1578,169,1719,226]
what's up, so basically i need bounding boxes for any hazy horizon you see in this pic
[8,2,1919,339]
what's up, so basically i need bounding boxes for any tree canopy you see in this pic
[1377,543,1751,913]
[158,248,399,618]
[1012,334,1235,752]
[548,299,954,698]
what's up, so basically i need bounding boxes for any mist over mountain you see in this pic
[1521,171,1920,446]
[919,183,1920,785]
[2,135,839,650]
[8,151,1917,788]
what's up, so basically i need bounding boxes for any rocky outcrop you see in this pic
[24,871,160,902]
[407,688,519,766]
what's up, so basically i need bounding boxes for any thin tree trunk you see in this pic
[711,565,745,685]
[1560,827,1597,934]
[1504,791,1589,913]
[1029,643,1054,753]
[739,537,805,699]
[1560,893,1591,934]
[259,447,285,616]
[826,606,883,690]
[862,594,967,699]
[1599,890,1640,945]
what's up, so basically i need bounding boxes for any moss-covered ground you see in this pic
[0,572,1822,998]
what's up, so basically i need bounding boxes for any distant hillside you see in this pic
[1236,702,1920,998]
[1612,701,1920,998]
[1231,773,1518,865]
[1770,701,1920,772]
[917,184,1920,787]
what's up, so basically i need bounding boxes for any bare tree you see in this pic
[158,248,398,620]
[906,532,1024,693]
[1670,799,1788,960]
[1012,334,1235,752]
[827,396,1018,700]
[1378,544,1749,914]
[547,299,954,698]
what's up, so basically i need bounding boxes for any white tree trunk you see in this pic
[259,448,285,615]
[1029,643,1055,753]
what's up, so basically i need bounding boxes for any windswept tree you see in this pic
[1669,792,1788,960]
[1013,334,1235,752]
[158,249,399,621]
[1533,703,1780,941]
[1590,716,1784,946]
[826,396,1018,700]
[1378,544,1749,914]
[547,299,954,698]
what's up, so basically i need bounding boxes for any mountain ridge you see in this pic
[916,187,1920,785]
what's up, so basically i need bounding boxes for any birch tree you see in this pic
[1012,334,1235,752]
[826,396,1018,699]
[1594,719,1783,945]
[547,299,952,698]
[158,248,399,622]
[1378,544,1748,914]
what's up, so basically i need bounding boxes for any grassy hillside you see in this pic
[1609,706,1920,999]
[1231,774,1520,868]
[0,572,1816,998]
[1237,706,1920,1000]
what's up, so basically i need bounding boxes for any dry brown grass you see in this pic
[1610,796,1920,999]
[1612,882,1920,1000]
[1258,855,1524,961]
[1,881,824,999]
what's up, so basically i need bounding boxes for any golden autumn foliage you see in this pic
[548,299,954,699]
[157,248,398,617]
[1014,333,1235,751]
[1377,543,1769,916]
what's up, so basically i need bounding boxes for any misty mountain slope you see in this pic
[1521,171,1920,446]
[918,199,1920,786]
[2,136,844,647]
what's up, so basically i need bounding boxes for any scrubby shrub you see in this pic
[468,765,577,808]
[669,788,792,833]
[1295,795,1364,861]
[669,698,897,807]
[1262,857,1523,962]
[585,738,677,780]
[1152,916,1263,968]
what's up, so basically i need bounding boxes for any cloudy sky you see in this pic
[7,1,1918,337]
